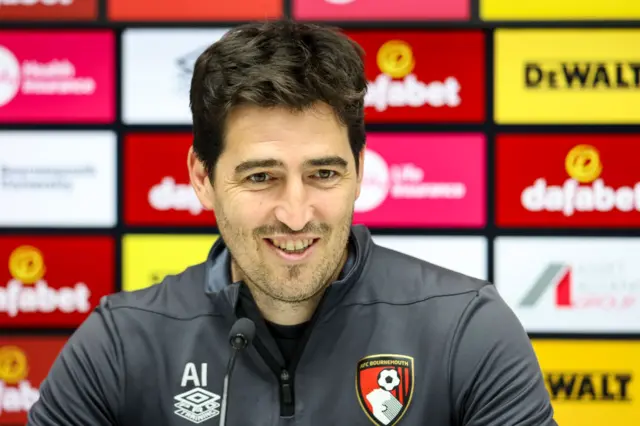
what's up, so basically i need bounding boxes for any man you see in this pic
[28,20,556,426]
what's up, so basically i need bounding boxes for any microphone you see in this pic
[219,318,256,426]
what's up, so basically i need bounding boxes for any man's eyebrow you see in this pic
[234,159,284,174]
[304,156,348,169]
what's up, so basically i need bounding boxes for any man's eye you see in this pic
[314,170,336,179]
[248,173,270,183]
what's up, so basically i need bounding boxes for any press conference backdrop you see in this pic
[0,0,639,424]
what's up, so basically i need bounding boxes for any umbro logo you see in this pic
[174,362,221,424]
[174,387,221,424]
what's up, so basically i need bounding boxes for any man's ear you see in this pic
[355,147,365,200]
[187,146,215,211]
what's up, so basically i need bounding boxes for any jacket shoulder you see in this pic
[350,243,490,305]
[102,262,217,319]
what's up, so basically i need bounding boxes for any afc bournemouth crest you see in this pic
[356,354,414,426]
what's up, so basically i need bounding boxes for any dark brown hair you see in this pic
[189,20,367,178]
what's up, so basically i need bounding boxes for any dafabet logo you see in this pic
[343,31,484,123]
[0,237,114,327]
[495,29,640,124]
[124,133,213,226]
[109,0,281,20]
[0,346,39,417]
[497,134,640,227]
[0,0,97,20]
[0,337,68,424]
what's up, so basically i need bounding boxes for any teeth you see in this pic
[270,239,313,252]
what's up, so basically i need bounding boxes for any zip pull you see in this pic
[280,369,293,405]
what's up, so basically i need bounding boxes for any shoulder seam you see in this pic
[109,305,224,321]
[339,289,481,309]
[446,284,490,424]
[98,297,127,424]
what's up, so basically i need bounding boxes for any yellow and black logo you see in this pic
[545,372,632,402]
[525,62,640,90]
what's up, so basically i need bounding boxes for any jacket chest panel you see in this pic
[121,319,278,425]
[288,309,454,426]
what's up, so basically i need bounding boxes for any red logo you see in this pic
[0,337,68,424]
[353,133,485,228]
[496,134,640,227]
[0,0,97,20]
[108,0,281,20]
[0,31,114,123]
[343,31,485,123]
[124,133,215,226]
[356,354,414,426]
[0,236,114,327]
[521,262,637,311]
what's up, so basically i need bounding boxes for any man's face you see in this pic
[189,102,363,303]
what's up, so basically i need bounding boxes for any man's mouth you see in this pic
[265,238,319,261]
[265,238,319,255]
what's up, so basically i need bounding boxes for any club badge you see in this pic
[356,354,414,426]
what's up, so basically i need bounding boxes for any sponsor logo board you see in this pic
[0,236,114,327]
[0,31,114,123]
[482,0,640,20]
[496,134,640,228]
[343,31,485,123]
[0,336,68,424]
[372,236,487,280]
[0,131,117,228]
[122,235,218,292]
[0,0,97,20]
[293,0,468,20]
[354,133,485,228]
[532,340,639,426]
[495,237,640,333]
[495,29,640,124]
[122,29,229,125]
[124,133,214,226]
[109,0,281,21]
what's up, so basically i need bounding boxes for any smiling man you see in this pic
[28,20,557,426]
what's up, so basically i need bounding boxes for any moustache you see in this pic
[253,223,331,237]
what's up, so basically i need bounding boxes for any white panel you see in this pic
[0,131,117,227]
[494,237,640,333]
[122,28,230,125]
[372,235,488,280]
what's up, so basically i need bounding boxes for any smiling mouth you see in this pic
[265,238,319,254]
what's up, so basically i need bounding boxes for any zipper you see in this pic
[236,284,333,418]
[279,369,293,408]
[250,328,296,416]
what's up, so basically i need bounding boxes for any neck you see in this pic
[231,249,348,326]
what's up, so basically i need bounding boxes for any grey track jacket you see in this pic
[27,225,557,426]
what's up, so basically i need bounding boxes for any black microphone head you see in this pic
[229,318,256,350]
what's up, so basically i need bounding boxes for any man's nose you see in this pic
[273,179,313,231]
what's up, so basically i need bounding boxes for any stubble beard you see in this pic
[216,204,354,306]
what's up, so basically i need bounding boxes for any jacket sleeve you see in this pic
[449,284,557,426]
[27,299,124,425]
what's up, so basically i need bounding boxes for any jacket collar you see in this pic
[203,224,372,315]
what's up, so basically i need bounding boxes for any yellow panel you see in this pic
[494,29,640,124]
[122,234,218,292]
[482,0,640,20]
[531,340,640,426]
